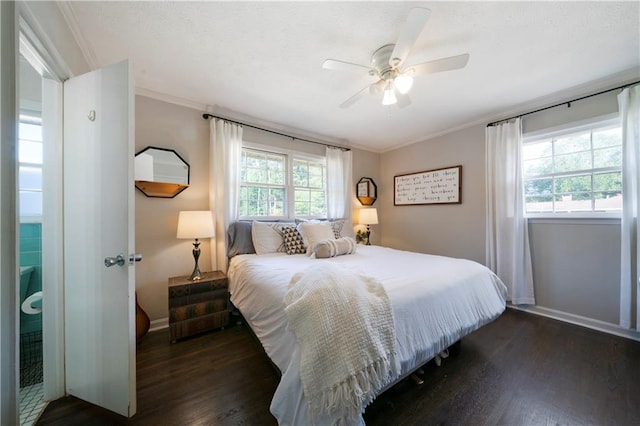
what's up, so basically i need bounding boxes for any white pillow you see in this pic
[297,218,355,239]
[329,219,355,239]
[251,221,287,255]
[298,222,335,254]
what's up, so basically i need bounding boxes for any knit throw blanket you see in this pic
[284,263,399,425]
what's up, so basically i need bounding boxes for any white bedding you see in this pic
[228,245,507,425]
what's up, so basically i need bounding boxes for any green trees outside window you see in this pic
[523,125,622,214]
[239,147,326,218]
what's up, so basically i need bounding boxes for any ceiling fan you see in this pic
[322,7,470,109]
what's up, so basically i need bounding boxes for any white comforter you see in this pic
[228,245,507,425]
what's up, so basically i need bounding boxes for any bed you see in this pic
[227,221,507,425]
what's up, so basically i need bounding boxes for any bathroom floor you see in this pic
[20,382,46,426]
[20,331,43,387]
[20,331,45,425]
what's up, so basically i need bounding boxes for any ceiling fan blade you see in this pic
[339,85,372,108]
[323,59,374,74]
[390,7,431,68]
[395,90,412,109]
[407,53,470,76]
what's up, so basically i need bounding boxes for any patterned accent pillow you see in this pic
[282,226,306,255]
[329,220,344,239]
[251,221,289,254]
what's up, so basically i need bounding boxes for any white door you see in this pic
[63,60,136,417]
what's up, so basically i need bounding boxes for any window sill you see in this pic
[527,215,621,225]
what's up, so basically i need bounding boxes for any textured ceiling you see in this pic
[59,1,639,152]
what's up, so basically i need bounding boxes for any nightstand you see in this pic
[168,270,229,342]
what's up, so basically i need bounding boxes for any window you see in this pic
[523,121,622,215]
[19,115,43,219]
[239,146,326,219]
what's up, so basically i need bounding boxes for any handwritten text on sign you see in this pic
[394,166,461,205]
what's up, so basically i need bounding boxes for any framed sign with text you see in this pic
[394,165,461,206]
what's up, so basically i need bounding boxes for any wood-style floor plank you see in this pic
[37,309,640,425]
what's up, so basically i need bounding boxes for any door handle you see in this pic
[129,253,143,264]
[104,254,125,267]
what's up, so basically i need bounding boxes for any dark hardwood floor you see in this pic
[37,309,640,425]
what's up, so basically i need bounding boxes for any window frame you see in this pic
[18,113,44,223]
[523,114,622,219]
[239,142,327,221]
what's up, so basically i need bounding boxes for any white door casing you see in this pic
[63,60,136,417]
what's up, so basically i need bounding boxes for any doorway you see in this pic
[17,31,64,425]
[18,48,45,426]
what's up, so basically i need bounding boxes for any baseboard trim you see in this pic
[149,318,169,332]
[508,304,640,342]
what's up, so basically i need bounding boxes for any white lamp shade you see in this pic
[176,211,215,239]
[359,208,378,225]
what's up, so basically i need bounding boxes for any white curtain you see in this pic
[209,118,243,271]
[618,85,640,330]
[485,118,535,305]
[326,146,352,220]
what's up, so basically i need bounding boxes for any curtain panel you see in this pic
[209,118,243,271]
[618,85,640,330]
[326,146,352,221]
[485,118,535,305]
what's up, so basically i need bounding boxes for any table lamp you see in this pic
[176,211,215,280]
[359,208,378,245]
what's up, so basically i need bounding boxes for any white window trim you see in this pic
[240,141,327,221]
[523,113,622,219]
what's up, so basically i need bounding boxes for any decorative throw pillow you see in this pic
[251,221,288,255]
[282,226,306,255]
[298,222,335,254]
[328,219,355,239]
[312,237,357,258]
[296,218,355,239]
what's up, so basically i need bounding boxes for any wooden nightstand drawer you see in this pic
[168,270,229,341]
[169,311,229,341]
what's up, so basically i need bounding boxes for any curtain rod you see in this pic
[486,80,640,127]
[202,113,350,151]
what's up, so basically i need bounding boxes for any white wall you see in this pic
[529,219,620,323]
[135,95,211,322]
[352,148,380,244]
[380,124,486,264]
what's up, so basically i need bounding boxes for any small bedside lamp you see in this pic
[177,211,215,280]
[359,208,378,245]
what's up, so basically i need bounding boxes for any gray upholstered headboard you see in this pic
[227,221,255,258]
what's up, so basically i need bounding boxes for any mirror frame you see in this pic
[134,146,190,198]
[356,177,377,206]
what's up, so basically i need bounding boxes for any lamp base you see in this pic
[365,225,372,245]
[189,239,202,280]
[189,264,203,281]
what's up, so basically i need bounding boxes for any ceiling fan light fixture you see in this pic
[382,84,397,106]
[394,74,413,94]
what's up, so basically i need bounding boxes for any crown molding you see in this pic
[56,1,98,70]
[135,86,209,112]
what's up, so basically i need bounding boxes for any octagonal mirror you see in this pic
[135,146,190,198]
